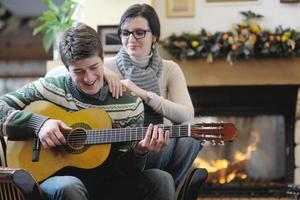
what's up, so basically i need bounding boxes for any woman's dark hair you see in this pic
[118,4,161,42]
[59,23,103,69]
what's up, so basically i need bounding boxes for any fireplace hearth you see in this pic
[190,85,298,197]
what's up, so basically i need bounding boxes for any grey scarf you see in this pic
[116,47,162,95]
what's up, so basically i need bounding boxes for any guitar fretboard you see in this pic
[82,125,190,144]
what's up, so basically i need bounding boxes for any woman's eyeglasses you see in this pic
[120,29,151,39]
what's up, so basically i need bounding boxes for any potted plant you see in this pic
[33,0,77,60]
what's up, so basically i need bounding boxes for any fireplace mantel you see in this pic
[175,58,300,87]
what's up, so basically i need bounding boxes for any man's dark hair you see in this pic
[59,23,103,69]
[118,4,161,42]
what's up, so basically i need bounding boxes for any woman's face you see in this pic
[120,16,156,57]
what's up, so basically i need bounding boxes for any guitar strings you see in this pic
[61,124,227,144]
[63,125,191,144]
[61,112,225,141]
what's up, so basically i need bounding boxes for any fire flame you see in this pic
[194,131,260,184]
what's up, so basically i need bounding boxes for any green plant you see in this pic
[33,0,77,53]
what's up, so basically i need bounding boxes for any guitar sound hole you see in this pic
[65,126,89,154]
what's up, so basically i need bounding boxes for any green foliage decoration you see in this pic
[163,10,300,65]
[33,0,77,52]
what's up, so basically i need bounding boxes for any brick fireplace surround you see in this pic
[173,57,300,198]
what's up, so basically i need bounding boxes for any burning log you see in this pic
[207,160,247,184]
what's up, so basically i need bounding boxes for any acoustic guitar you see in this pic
[7,101,237,182]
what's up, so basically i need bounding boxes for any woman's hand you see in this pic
[121,79,148,101]
[133,124,170,155]
[104,67,123,99]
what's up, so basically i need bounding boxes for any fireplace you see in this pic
[157,54,300,197]
[189,85,298,197]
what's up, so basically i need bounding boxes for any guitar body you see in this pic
[6,101,237,182]
[7,101,112,182]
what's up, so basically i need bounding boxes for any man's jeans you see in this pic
[41,176,88,200]
[145,137,202,188]
[40,169,176,200]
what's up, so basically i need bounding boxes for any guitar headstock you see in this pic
[191,122,237,142]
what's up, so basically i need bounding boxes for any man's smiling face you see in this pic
[69,54,104,95]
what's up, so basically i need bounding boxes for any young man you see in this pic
[0,23,175,200]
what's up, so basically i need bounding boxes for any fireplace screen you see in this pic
[193,115,286,195]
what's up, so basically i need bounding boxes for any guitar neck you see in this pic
[64,122,235,145]
[83,125,190,145]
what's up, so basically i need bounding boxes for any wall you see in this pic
[81,0,300,40]
[152,0,300,39]
[83,0,150,30]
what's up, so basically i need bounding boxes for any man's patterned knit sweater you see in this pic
[0,75,146,175]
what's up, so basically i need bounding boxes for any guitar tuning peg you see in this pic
[200,140,210,146]
[211,140,216,146]
[200,140,207,145]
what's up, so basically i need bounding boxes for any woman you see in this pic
[104,3,202,189]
